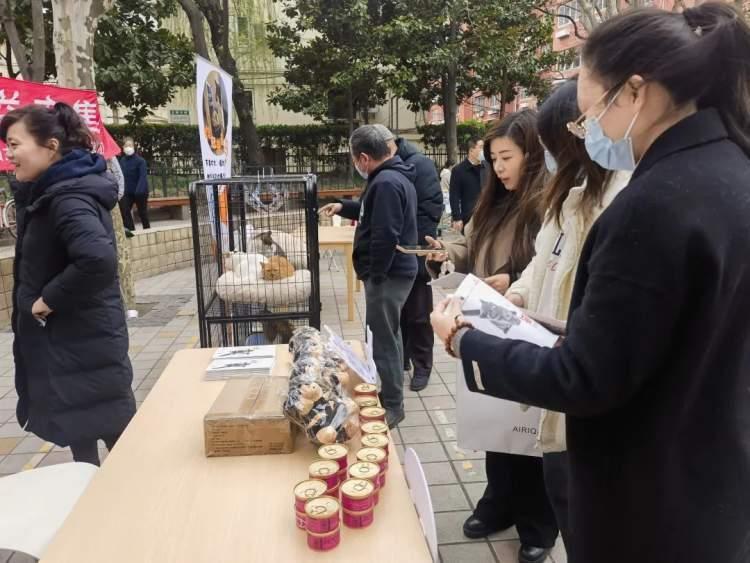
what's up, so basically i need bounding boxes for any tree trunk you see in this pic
[51,0,134,313]
[4,41,18,79]
[443,69,458,165]
[177,0,209,58]
[30,0,45,81]
[51,0,112,89]
[198,0,261,165]
[0,0,31,80]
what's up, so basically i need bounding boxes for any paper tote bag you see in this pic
[456,360,542,457]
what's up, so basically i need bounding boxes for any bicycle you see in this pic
[0,187,17,238]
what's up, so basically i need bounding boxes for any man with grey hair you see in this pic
[320,124,418,427]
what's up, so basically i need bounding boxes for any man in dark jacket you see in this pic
[381,129,442,391]
[320,125,417,427]
[449,136,484,231]
[118,136,151,231]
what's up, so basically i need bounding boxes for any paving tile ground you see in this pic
[0,254,567,563]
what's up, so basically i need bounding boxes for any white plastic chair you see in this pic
[404,447,438,562]
[0,462,98,559]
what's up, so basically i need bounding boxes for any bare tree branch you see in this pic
[177,0,210,58]
[534,5,586,40]
[30,0,45,81]
[0,0,31,80]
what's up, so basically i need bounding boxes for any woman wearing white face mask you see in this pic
[431,4,750,562]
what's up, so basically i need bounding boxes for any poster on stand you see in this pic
[0,77,120,170]
[196,55,233,247]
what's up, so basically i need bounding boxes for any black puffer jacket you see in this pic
[13,150,135,447]
[394,139,442,242]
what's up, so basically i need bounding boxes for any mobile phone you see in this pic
[396,245,435,256]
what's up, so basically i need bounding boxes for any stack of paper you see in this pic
[205,346,277,380]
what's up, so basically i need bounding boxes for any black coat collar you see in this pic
[633,108,728,180]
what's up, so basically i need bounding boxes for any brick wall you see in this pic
[130,225,194,280]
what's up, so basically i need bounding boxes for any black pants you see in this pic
[364,276,414,412]
[120,193,151,230]
[474,451,559,548]
[70,434,120,467]
[400,275,434,377]
[543,451,570,547]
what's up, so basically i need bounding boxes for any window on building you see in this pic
[558,49,582,72]
[557,1,579,26]
[474,96,485,116]
[237,16,249,37]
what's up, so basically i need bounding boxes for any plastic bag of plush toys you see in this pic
[283,327,360,445]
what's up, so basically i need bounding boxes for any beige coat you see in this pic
[431,214,519,278]
[508,170,631,452]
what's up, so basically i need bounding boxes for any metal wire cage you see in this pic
[189,174,321,347]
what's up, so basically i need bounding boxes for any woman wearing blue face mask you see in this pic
[432,3,750,562]
[505,79,630,545]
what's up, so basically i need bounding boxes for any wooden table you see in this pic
[318,226,358,321]
[41,347,432,563]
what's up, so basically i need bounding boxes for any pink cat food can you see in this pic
[340,478,375,512]
[354,383,378,398]
[361,421,389,436]
[295,510,306,530]
[356,447,387,488]
[359,406,386,425]
[306,527,341,551]
[309,460,340,494]
[343,507,375,529]
[355,396,379,409]
[318,444,349,472]
[294,479,328,514]
[347,461,380,505]
[304,495,340,534]
[360,433,389,469]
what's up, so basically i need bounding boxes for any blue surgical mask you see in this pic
[543,149,558,174]
[583,87,640,171]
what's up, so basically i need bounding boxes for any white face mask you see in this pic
[123,146,135,156]
[353,155,368,180]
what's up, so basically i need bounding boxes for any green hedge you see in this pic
[107,123,351,161]
[418,119,489,150]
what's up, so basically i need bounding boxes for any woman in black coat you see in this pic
[432,4,750,563]
[3,103,135,466]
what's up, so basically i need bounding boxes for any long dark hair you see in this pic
[0,102,93,153]
[470,109,545,277]
[538,80,609,228]
[583,2,750,157]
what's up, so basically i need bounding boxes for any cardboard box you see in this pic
[204,376,295,457]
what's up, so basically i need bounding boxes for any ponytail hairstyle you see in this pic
[0,102,94,153]
[538,79,609,228]
[582,2,750,157]
[470,109,546,278]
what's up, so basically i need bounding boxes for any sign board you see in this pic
[169,109,191,125]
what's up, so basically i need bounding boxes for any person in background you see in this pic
[374,125,443,391]
[504,79,631,544]
[449,137,484,231]
[119,137,150,231]
[440,159,454,219]
[431,4,750,562]
[319,124,418,428]
[2,103,135,466]
[426,110,558,563]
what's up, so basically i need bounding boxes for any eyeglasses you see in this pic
[565,88,616,140]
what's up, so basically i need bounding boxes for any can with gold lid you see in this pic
[343,507,375,529]
[355,396,379,409]
[294,479,328,513]
[356,447,388,488]
[347,461,380,505]
[318,444,349,472]
[359,406,386,424]
[309,460,341,494]
[304,495,340,534]
[360,433,389,465]
[353,383,378,397]
[340,478,375,512]
[306,527,340,551]
[361,421,388,436]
